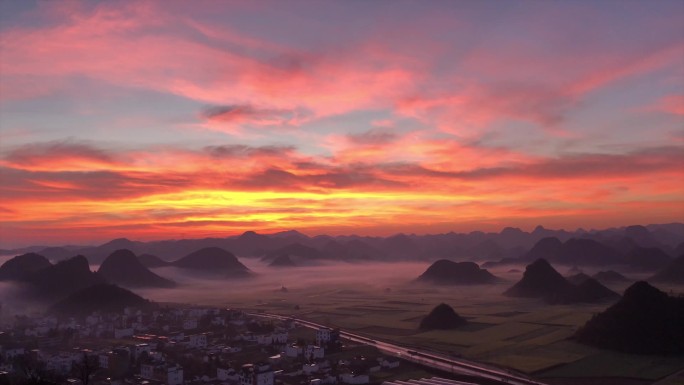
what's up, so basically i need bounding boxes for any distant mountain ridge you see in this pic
[3,222,682,265]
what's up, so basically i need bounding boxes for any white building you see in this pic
[183,319,198,330]
[131,343,152,359]
[316,328,338,346]
[46,354,75,374]
[303,363,319,375]
[3,348,25,359]
[340,373,369,384]
[188,333,208,348]
[114,328,133,339]
[285,344,302,358]
[240,364,274,385]
[99,354,109,369]
[305,345,324,360]
[217,367,239,381]
[167,365,184,385]
[141,363,183,385]
[379,357,400,369]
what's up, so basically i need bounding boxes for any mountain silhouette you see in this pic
[504,259,618,304]
[137,253,171,268]
[9,222,683,263]
[504,259,574,298]
[592,270,630,283]
[418,260,498,285]
[624,246,672,271]
[419,303,467,330]
[624,225,661,248]
[230,230,272,257]
[649,255,684,284]
[173,247,249,276]
[522,238,622,266]
[98,249,175,288]
[574,281,684,354]
[50,283,153,316]
[269,254,296,267]
[0,253,52,281]
[26,255,105,301]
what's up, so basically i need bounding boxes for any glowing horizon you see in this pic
[1,1,683,247]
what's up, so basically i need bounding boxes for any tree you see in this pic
[73,352,99,385]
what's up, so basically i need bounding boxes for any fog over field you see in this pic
[135,259,435,305]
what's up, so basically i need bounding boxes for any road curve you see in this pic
[246,311,547,385]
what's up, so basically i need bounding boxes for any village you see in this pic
[0,306,424,385]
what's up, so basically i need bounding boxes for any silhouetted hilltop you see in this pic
[419,303,467,330]
[173,247,249,275]
[98,249,175,288]
[624,246,672,272]
[232,230,271,256]
[592,270,630,283]
[26,255,105,301]
[574,281,684,354]
[269,254,296,267]
[504,259,617,304]
[50,283,153,316]
[418,260,498,285]
[504,259,573,298]
[649,255,684,284]
[624,225,660,248]
[137,253,171,268]
[0,253,52,281]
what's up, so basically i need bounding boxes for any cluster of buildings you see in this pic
[0,306,403,385]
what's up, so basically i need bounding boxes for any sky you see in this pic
[0,0,683,247]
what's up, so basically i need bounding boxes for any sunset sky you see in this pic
[1,1,683,247]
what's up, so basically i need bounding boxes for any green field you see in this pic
[138,261,684,384]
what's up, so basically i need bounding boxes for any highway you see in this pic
[247,312,547,385]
